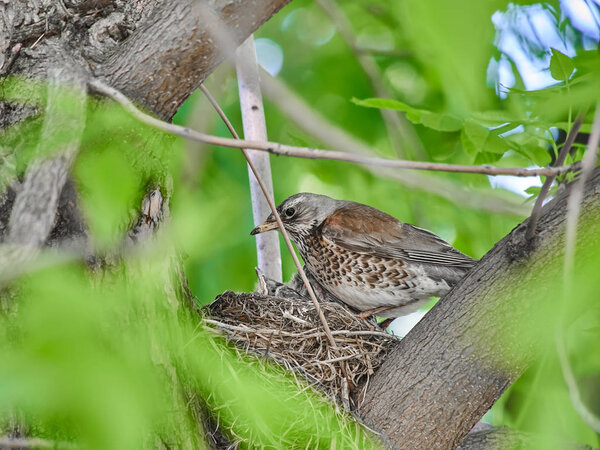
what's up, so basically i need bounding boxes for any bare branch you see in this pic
[259,68,530,216]
[198,85,338,349]
[4,66,86,264]
[315,0,425,159]
[526,113,585,240]
[236,36,282,282]
[563,106,600,275]
[88,79,577,178]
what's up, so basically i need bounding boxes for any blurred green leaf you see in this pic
[75,148,139,246]
[461,119,511,155]
[352,97,464,131]
[549,48,575,83]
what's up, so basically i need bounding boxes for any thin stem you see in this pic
[198,85,338,349]
[89,79,578,178]
[556,103,600,434]
[525,113,585,240]
[563,105,600,278]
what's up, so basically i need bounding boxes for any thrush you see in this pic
[251,193,477,319]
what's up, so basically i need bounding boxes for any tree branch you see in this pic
[88,79,578,178]
[5,66,86,258]
[94,0,291,120]
[526,113,585,240]
[358,167,600,449]
[236,36,282,282]
[557,103,600,433]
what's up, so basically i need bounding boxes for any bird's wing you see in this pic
[321,202,476,268]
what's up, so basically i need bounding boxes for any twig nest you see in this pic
[204,291,398,410]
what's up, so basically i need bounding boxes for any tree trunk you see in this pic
[358,167,600,449]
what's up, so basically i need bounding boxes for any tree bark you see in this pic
[358,167,600,449]
[1,1,290,447]
[1,0,291,242]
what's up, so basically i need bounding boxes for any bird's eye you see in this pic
[284,207,296,218]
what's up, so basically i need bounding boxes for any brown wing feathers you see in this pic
[322,203,476,268]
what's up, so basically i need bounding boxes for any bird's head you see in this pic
[250,193,340,240]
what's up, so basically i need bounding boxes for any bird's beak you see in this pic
[250,216,280,235]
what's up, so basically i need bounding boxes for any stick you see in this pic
[556,104,600,433]
[88,79,577,178]
[198,85,339,349]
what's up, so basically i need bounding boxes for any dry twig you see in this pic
[198,85,338,349]
[88,79,578,178]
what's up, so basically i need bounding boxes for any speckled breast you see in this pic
[294,232,424,311]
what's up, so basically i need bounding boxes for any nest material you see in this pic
[204,290,398,410]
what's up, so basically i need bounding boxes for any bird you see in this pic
[250,193,477,320]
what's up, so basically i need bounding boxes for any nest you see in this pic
[204,290,398,410]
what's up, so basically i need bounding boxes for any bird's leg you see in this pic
[357,305,397,319]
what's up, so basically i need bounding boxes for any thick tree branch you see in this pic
[94,0,291,120]
[358,167,600,449]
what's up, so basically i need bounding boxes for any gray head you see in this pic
[250,193,341,240]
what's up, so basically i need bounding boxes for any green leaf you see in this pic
[474,151,502,165]
[461,119,511,156]
[524,186,541,196]
[549,48,574,82]
[352,97,464,131]
[75,149,139,247]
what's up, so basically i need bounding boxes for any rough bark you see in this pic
[94,0,291,119]
[1,0,291,447]
[358,167,600,449]
[1,0,291,243]
[458,427,593,450]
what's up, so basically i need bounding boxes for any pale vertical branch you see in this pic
[556,103,600,434]
[236,36,282,282]
[563,106,600,277]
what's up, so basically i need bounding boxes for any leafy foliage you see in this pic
[1,0,600,447]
